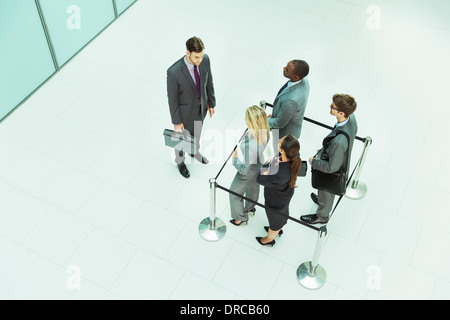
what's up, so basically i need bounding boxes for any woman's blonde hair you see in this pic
[245,105,270,146]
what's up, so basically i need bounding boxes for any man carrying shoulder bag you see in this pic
[300,94,358,224]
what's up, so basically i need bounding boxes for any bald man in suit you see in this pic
[167,36,216,178]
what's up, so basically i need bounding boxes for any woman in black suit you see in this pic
[256,135,302,246]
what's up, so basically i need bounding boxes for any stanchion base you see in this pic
[345,181,367,200]
[198,217,227,242]
[297,262,326,290]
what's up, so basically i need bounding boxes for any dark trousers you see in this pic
[316,190,335,220]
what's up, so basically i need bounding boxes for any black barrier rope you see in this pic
[264,102,366,142]
[214,128,248,181]
[215,151,361,231]
[216,183,321,232]
[305,116,366,142]
[211,103,367,231]
[215,104,366,182]
[326,152,361,221]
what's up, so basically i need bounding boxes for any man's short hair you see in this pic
[292,60,309,79]
[186,36,205,53]
[333,94,357,118]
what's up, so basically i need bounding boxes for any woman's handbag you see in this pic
[311,131,350,196]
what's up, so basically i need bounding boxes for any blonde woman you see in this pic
[229,105,270,226]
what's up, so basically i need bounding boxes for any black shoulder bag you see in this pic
[311,131,350,196]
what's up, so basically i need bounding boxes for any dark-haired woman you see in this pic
[256,135,302,246]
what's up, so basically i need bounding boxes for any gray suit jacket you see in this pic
[312,113,358,174]
[167,54,216,126]
[233,132,268,177]
[268,77,310,139]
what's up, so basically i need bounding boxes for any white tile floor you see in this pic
[1,0,450,300]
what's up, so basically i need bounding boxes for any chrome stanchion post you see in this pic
[297,226,328,290]
[198,178,227,241]
[260,100,267,110]
[345,136,372,200]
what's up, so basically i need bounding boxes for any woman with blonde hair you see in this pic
[256,134,302,245]
[229,105,270,226]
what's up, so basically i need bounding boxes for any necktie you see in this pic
[277,82,288,96]
[194,65,201,97]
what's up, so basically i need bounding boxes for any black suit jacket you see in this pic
[257,159,294,210]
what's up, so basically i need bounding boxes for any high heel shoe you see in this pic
[256,237,275,246]
[264,226,283,237]
[229,219,248,226]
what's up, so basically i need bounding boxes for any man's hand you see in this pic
[174,123,184,133]
[207,102,215,118]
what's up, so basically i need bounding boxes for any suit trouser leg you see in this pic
[244,179,259,212]
[174,130,188,165]
[174,113,203,164]
[316,190,335,221]
[230,173,255,222]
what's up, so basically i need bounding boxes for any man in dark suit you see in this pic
[300,94,358,224]
[268,60,310,152]
[167,36,216,178]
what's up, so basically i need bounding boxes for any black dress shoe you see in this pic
[196,154,209,164]
[300,214,328,225]
[310,193,319,205]
[189,153,209,164]
[177,162,190,178]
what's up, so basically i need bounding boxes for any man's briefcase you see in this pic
[163,129,197,154]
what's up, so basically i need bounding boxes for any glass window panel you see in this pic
[115,0,137,15]
[0,0,56,121]
[38,0,115,67]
